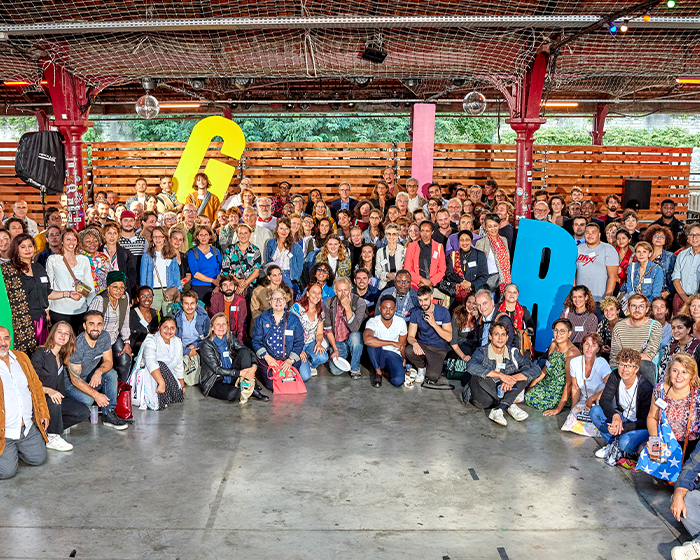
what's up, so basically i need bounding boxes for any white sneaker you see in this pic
[414,368,426,383]
[507,404,529,422]
[46,433,73,452]
[488,408,508,426]
[310,367,318,377]
[672,540,700,560]
[595,444,610,459]
[403,374,414,388]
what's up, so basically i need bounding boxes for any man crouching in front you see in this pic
[464,321,540,427]
[0,326,50,479]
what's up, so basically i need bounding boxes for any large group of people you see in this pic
[2,174,700,557]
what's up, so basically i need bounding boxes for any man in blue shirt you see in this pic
[405,285,452,387]
[380,270,419,321]
[671,444,700,559]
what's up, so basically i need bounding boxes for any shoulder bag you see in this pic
[63,256,92,298]
[266,314,306,395]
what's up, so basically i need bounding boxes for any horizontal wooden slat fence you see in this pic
[0,141,691,224]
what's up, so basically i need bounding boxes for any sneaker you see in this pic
[403,374,414,388]
[506,404,529,422]
[350,371,362,380]
[672,540,700,560]
[103,410,129,431]
[414,368,426,383]
[407,368,417,381]
[310,367,318,377]
[461,385,472,405]
[488,408,508,426]
[595,444,610,459]
[46,433,73,452]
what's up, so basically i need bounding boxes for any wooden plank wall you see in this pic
[424,143,692,220]
[1,141,691,224]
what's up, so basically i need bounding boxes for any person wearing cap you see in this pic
[445,229,488,310]
[87,271,133,381]
[118,209,148,273]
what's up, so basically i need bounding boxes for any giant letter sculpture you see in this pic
[511,219,577,353]
[173,116,246,204]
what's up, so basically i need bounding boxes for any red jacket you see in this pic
[404,239,446,290]
[208,292,248,342]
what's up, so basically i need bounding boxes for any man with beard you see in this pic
[255,197,277,231]
[125,177,148,210]
[139,211,158,245]
[118,210,148,271]
[170,203,198,253]
[379,270,419,321]
[208,276,248,343]
[482,179,498,209]
[422,183,448,215]
[0,326,51,479]
[598,194,621,226]
[65,311,128,430]
[352,268,380,323]
[242,207,272,256]
[36,225,62,268]
[96,201,113,227]
[654,198,685,252]
[34,206,62,253]
[532,200,550,222]
[405,285,452,386]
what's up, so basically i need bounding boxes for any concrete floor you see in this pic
[0,371,689,560]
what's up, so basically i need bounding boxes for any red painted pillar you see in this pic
[34,110,49,132]
[43,63,91,230]
[409,103,436,198]
[591,103,608,146]
[506,51,549,223]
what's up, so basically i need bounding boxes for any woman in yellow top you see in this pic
[185,172,221,224]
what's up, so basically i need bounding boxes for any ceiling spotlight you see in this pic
[330,103,341,110]
[462,91,486,115]
[402,78,421,89]
[361,43,387,64]
[346,102,356,109]
[300,102,311,110]
[135,94,159,119]
[352,76,373,88]
[233,77,254,90]
[391,101,400,108]
[286,103,295,110]
[243,103,253,110]
[620,22,629,32]
[403,102,412,108]
[667,0,676,8]
[189,78,208,91]
[451,78,466,87]
[230,103,239,109]
[140,77,159,91]
[643,11,651,21]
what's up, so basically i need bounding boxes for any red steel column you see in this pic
[506,51,549,223]
[590,103,608,146]
[43,63,90,230]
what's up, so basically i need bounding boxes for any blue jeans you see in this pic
[65,368,118,413]
[298,341,329,381]
[329,332,363,375]
[281,270,299,299]
[367,346,405,387]
[590,405,650,454]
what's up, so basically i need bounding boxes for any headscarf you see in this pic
[106,270,128,287]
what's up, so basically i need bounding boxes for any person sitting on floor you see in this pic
[174,290,211,386]
[31,322,89,453]
[405,285,453,387]
[290,283,328,381]
[0,326,50,480]
[590,348,653,462]
[364,296,408,389]
[463,321,539,426]
[200,312,266,402]
[670,443,700,559]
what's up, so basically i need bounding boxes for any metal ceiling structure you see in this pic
[0,1,698,116]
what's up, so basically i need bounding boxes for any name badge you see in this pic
[462,327,471,333]
[223,351,230,358]
[656,398,668,410]
[40,276,49,283]
[468,261,477,268]
[433,251,439,259]
[435,321,443,325]
[643,278,652,284]
[140,319,148,328]
[205,252,213,259]
[284,329,294,336]
[364,299,372,306]
[497,363,505,370]
[231,306,237,311]
[381,259,388,266]
[574,326,584,332]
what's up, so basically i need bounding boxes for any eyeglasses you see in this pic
[183,209,196,214]
[270,297,286,302]
[653,234,666,239]
[552,328,569,334]
[110,285,126,292]
[395,279,410,285]
[619,363,639,370]
[317,269,329,274]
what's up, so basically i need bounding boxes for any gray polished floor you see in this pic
[0,372,688,559]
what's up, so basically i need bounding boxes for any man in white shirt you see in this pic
[406,178,428,213]
[12,200,39,236]
[125,177,148,210]
[243,208,272,255]
[0,326,50,479]
[363,297,408,388]
[255,197,277,231]
[221,177,251,211]
[673,223,700,313]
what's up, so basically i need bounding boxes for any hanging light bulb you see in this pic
[620,22,629,32]
[462,91,486,115]
[667,0,676,8]
[135,94,159,119]
[643,12,651,22]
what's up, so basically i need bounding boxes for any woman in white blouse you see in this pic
[375,223,406,290]
[46,227,95,333]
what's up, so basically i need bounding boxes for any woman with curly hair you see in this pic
[307,262,336,301]
[680,294,700,340]
[560,285,599,346]
[645,223,676,299]
[315,234,352,278]
[264,217,304,295]
[80,227,111,295]
[369,180,395,216]
[597,295,622,360]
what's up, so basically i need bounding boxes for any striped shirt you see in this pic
[610,318,663,366]
[560,309,598,345]
[119,234,147,257]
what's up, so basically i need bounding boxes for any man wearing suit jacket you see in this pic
[329,182,358,220]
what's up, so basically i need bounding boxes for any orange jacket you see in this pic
[0,350,49,455]
[404,240,446,290]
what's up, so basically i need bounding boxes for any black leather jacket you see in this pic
[199,333,247,396]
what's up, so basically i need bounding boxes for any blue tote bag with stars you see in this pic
[636,390,684,482]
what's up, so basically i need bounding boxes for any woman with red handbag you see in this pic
[252,288,306,393]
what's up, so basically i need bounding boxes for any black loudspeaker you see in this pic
[622,179,652,211]
[15,131,65,194]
